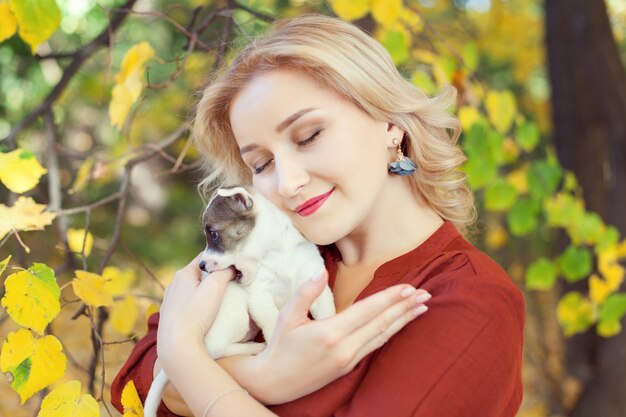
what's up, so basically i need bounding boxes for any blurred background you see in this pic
[1,0,625,416]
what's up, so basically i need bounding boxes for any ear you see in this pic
[385,122,406,148]
[217,186,254,212]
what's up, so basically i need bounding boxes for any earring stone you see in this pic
[388,140,417,176]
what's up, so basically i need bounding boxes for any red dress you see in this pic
[111,221,525,417]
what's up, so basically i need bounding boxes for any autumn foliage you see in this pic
[1,0,626,416]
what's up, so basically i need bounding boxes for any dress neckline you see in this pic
[321,220,461,290]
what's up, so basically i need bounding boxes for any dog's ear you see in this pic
[217,187,254,213]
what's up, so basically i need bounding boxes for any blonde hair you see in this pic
[193,14,476,235]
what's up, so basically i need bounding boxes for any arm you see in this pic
[156,254,431,411]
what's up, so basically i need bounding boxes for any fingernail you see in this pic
[413,305,428,316]
[415,292,432,304]
[312,267,326,281]
[400,287,415,298]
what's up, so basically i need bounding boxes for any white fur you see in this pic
[143,187,335,416]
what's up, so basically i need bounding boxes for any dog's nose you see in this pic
[199,260,206,271]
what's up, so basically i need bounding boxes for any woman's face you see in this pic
[229,69,402,244]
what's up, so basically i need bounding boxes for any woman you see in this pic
[111,14,525,417]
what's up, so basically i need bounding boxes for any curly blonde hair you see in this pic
[193,14,476,235]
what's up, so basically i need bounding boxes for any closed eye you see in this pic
[297,129,321,148]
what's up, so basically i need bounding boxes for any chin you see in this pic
[298,223,348,246]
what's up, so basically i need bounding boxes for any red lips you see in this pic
[295,188,334,216]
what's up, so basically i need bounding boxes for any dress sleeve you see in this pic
[110,313,181,417]
[336,273,525,417]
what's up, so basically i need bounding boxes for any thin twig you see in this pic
[233,1,276,23]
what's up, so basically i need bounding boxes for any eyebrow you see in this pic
[239,107,318,155]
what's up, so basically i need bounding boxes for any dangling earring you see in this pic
[387,138,417,176]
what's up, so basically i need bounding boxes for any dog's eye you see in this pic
[209,230,219,241]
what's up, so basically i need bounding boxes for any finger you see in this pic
[346,295,430,368]
[329,285,423,335]
[199,267,235,290]
[279,268,328,327]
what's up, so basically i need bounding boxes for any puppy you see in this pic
[143,186,335,416]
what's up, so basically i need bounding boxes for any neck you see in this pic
[334,177,443,267]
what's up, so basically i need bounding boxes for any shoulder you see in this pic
[407,236,525,334]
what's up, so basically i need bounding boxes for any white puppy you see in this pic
[143,186,335,416]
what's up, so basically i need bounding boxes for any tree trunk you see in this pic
[545,0,626,416]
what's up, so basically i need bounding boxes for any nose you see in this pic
[199,260,206,271]
[275,154,309,198]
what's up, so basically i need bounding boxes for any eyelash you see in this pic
[252,130,322,175]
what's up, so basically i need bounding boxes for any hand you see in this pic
[157,253,235,365]
[221,269,430,404]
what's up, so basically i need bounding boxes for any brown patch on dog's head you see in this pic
[203,187,255,253]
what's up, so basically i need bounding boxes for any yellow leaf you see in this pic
[1,263,60,334]
[590,274,613,305]
[616,239,626,258]
[72,270,113,307]
[485,90,517,133]
[66,228,94,257]
[0,329,66,403]
[121,380,144,417]
[110,296,138,335]
[557,291,595,336]
[9,0,61,54]
[109,42,155,129]
[38,380,99,417]
[0,148,47,193]
[485,223,508,251]
[68,158,94,195]
[398,7,422,31]
[0,1,17,42]
[0,254,11,277]
[145,303,159,320]
[505,165,529,194]
[103,266,136,297]
[598,319,621,337]
[371,0,402,27]
[328,0,370,21]
[458,106,480,132]
[502,137,520,163]
[0,197,56,243]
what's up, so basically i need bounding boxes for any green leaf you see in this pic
[525,257,557,290]
[382,29,409,65]
[558,245,593,282]
[9,0,61,54]
[595,226,620,253]
[1,263,61,334]
[543,192,584,228]
[411,71,437,96]
[462,157,498,190]
[462,122,504,164]
[527,160,563,201]
[570,212,604,245]
[515,121,540,152]
[462,41,478,72]
[436,55,457,82]
[563,170,578,191]
[598,293,626,337]
[506,198,539,236]
[484,179,518,212]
